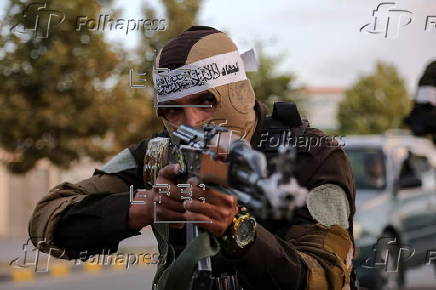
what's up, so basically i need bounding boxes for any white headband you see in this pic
[416,86,436,105]
[153,49,257,102]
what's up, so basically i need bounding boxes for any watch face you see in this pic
[236,218,256,247]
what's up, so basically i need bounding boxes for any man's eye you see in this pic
[167,108,179,113]
[201,96,217,106]
[160,107,181,118]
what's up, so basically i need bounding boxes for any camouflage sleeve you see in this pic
[292,149,355,289]
[27,147,143,259]
[288,224,354,290]
[230,149,355,289]
[230,224,308,290]
[229,221,353,290]
[27,173,133,259]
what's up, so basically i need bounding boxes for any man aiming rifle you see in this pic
[28,26,356,290]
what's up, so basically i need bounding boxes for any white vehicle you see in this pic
[343,130,436,290]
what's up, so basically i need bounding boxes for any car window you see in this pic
[345,148,387,190]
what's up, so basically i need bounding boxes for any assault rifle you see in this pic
[169,123,307,290]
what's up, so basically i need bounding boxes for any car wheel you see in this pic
[372,232,405,290]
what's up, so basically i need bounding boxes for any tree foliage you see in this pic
[337,62,411,135]
[0,0,124,172]
[247,44,299,108]
[0,0,297,173]
[0,0,204,173]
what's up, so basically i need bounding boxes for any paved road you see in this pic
[1,230,435,290]
[0,265,157,290]
[1,263,435,290]
[404,265,436,289]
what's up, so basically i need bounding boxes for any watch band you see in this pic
[219,207,256,257]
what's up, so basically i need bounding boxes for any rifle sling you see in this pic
[152,223,220,290]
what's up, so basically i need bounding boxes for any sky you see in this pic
[1,0,436,93]
[106,0,436,93]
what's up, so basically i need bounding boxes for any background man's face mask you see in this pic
[152,27,258,142]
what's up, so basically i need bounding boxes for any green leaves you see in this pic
[0,0,145,173]
[0,0,200,173]
[0,0,297,173]
[337,62,411,135]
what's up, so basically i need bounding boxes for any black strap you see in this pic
[271,102,302,128]
[254,102,307,153]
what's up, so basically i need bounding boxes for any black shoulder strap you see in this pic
[254,102,307,154]
[271,102,302,128]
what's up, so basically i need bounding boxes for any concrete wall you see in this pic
[0,159,102,238]
[295,88,345,131]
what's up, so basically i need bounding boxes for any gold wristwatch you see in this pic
[220,207,256,255]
